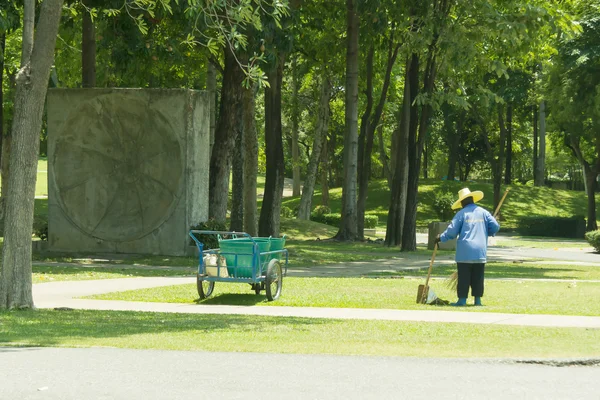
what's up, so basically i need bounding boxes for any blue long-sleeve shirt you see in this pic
[440,203,500,263]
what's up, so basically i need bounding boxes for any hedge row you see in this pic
[585,230,600,252]
[516,216,586,238]
[310,212,379,229]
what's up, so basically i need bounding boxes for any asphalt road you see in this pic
[2,347,599,400]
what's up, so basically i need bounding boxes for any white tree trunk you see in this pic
[0,0,65,309]
[297,75,331,220]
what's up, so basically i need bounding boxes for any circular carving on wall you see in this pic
[52,93,183,242]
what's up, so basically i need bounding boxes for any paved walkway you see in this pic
[32,276,600,329]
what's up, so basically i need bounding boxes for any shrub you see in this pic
[280,206,294,218]
[310,212,378,230]
[323,213,342,227]
[517,216,586,238]
[428,184,456,222]
[33,222,48,241]
[585,230,600,252]
[310,205,331,224]
[364,214,379,229]
[189,219,227,249]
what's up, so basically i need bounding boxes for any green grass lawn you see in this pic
[1,309,598,358]
[32,265,194,283]
[87,276,600,316]
[395,261,600,281]
[495,237,591,249]
[281,179,600,231]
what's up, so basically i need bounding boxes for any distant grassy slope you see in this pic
[281,179,599,230]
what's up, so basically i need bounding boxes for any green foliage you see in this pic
[189,219,227,249]
[364,214,379,229]
[280,205,295,218]
[33,221,48,241]
[517,216,587,238]
[427,183,457,222]
[585,230,600,252]
[312,205,331,216]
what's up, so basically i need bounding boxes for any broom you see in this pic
[445,188,510,291]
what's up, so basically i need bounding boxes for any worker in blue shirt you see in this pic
[436,188,500,306]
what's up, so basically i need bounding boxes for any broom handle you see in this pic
[493,188,510,218]
[422,243,438,303]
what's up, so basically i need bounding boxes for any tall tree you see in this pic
[357,24,400,239]
[297,73,331,219]
[335,0,360,241]
[209,46,244,222]
[0,0,64,309]
[547,8,600,231]
[291,55,301,197]
[81,0,96,87]
[242,84,258,236]
[385,58,412,246]
[259,55,286,237]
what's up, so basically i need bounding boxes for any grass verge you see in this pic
[87,277,600,316]
[1,309,598,358]
[32,265,194,283]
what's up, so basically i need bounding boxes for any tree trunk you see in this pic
[377,123,391,187]
[242,85,258,236]
[357,46,374,240]
[0,33,5,177]
[493,104,508,209]
[533,104,538,182]
[207,62,217,159]
[385,60,411,247]
[505,103,512,184]
[209,47,244,222]
[535,101,546,186]
[291,56,301,197]
[569,135,599,231]
[320,133,330,207]
[400,53,423,252]
[335,0,359,241]
[584,169,598,231]
[81,0,96,87]
[357,39,399,239]
[258,58,285,237]
[297,75,331,220]
[446,109,463,181]
[230,106,244,232]
[0,0,65,310]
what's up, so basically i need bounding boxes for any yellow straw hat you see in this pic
[452,188,484,210]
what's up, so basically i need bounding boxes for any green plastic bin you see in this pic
[268,235,286,261]
[219,238,271,278]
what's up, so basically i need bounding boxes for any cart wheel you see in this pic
[265,259,282,301]
[249,283,261,295]
[197,274,215,299]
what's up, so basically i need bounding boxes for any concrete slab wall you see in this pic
[47,88,209,256]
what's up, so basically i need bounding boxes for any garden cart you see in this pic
[189,230,288,301]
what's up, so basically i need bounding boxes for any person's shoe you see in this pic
[451,298,467,306]
[474,297,483,306]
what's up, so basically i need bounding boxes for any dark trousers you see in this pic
[456,263,485,298]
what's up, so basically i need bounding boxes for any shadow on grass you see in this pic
[0,309,325,347]
[196,292,265,306]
